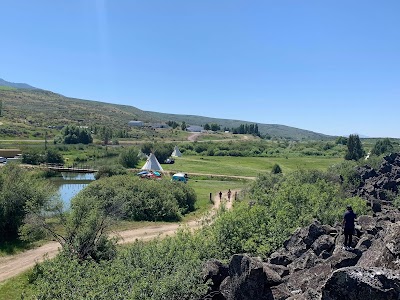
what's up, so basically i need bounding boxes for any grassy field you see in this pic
[161,155,343,177]
[0,270,34,300]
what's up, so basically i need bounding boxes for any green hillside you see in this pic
[145,111,332,140]
[0,88,333,140]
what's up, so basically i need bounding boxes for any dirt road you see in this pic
[0,190,237,283]
[188,132,202,142]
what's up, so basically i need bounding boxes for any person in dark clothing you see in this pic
[219,191,222,201]
[342,205,357,250]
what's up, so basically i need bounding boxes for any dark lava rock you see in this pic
[321,267,400,300]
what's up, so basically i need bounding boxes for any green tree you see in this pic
[45,148,64,164]
[22,148,45,165]
[0,164,56,242]
[119,147,139,168]
[210,123,221,131]
[181,121,187,131]
[203,123,211,130]
[271,163,282,174]
[345,134,365,161]
[371,138,393,156]
[99,126,112,145]
[62,125,93,145]
[335,136,348,145]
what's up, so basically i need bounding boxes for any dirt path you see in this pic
[0,190,239,283]
[188,132,202,142]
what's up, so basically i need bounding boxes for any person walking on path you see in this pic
[342,205,357,250]
[219,191,222,201]
[227,189,232,201]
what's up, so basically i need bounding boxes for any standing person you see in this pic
[342,205,357,250]
[227,189,232,201]
[219,191,222,201]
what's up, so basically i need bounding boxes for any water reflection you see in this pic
[51,172,95,209]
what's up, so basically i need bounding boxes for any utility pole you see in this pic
[45,131,48,150]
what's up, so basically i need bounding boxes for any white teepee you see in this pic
[141,153,163,171]
[171,146,182,157]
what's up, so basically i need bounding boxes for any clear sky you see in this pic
[1,1,399,138]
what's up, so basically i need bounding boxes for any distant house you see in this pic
[128,121,144,127]
[151,123,169,129]
[186,125,203,132]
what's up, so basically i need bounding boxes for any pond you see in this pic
[50,172,95,209]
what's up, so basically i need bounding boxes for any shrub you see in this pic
[94,165,127,180]
[118,147,139,168]
[271,164,282,174]
[77,175,197,222]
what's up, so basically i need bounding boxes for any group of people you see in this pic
[218,189,234,201]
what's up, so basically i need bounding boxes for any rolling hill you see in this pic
[0,84,333,140]
[0,78,38,90]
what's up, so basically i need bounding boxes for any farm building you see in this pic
[186,125,203,132]
[128,121,144,127]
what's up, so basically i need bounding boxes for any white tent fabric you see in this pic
[171,146,182,157]
[141,153,164,171]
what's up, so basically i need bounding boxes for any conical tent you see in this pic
[141,153,163,171]
[171,146,182,157]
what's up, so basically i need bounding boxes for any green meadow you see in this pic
[161,155,344,177]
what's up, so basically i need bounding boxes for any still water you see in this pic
[50,172,95,209]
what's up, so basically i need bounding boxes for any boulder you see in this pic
[283,221,325,258]
[202,259,229,291]
[327,248,362,270]
[286,263,332,292]
[264,263,290,278]
[269,249,294,266]
[311,235,335,257]
[219,254,281,300]
[321,267,400,300]
[288,250,319,273]
[357,215,377,235]
[355,235,373,252]
[357,222,400,269]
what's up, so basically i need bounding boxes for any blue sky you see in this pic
[1,1,399,138]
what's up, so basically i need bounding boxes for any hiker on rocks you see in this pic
[219,191,222,200]
[342,205,357,250]
[227,189,232,201]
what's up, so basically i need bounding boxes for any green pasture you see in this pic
[0,270,34,300]
[162,155,344,177]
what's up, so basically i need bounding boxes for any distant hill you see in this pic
[145,111,332,140]
[0,78,38,90]
[0,86,333,140]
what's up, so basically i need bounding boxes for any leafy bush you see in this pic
[118,147,139,168]
[214,169,369,258]
[0,164,56,242]
[371,138,393,156]
[271,163,282,174]
[94,165,127,180]
[30,229,214,300]
[77,175,197,221]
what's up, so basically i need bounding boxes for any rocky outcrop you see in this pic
[201,154,400,300]
[354,153,400,206]
[322,267,400,300]
[202,211,400,300]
